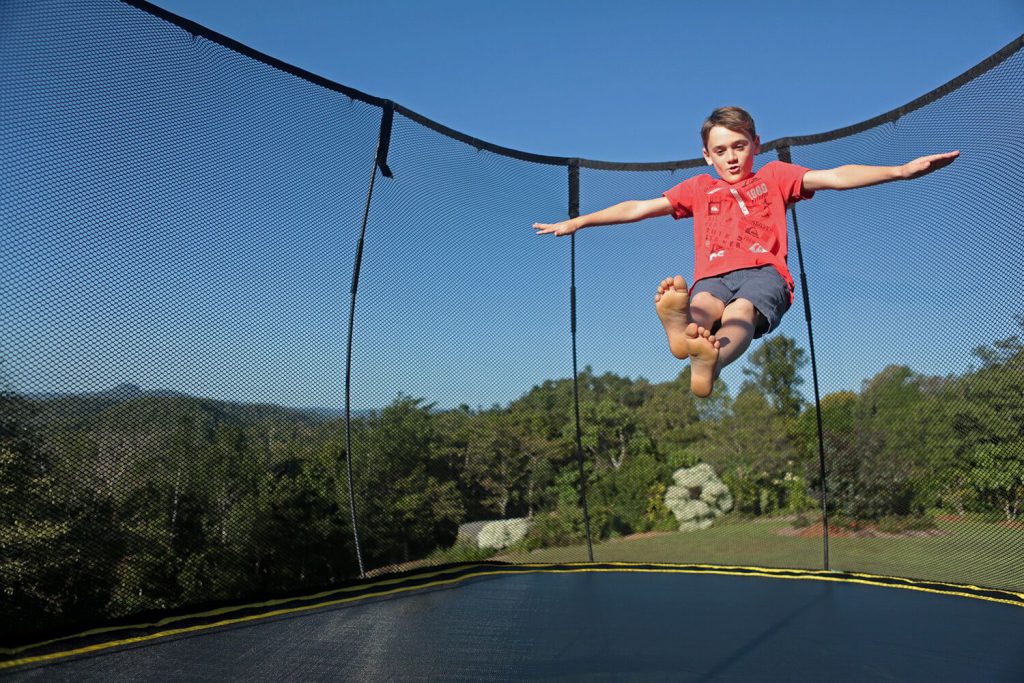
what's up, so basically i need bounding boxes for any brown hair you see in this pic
[701,106,757,148]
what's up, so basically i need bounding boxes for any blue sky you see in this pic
[2,1,1022,412]
[150,0,1023,161]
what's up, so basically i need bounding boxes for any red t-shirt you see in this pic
[662,161,814,302]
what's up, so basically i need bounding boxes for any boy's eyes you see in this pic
[714,144,746,155]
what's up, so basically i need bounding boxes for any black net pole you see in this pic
[343,103,395,578]
[568,159,594,561]
[778,145,830,571]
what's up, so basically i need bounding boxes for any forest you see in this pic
[2,322,1022,642]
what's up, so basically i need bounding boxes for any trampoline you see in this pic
[3,0,1024,680]
[5,563,1024,680]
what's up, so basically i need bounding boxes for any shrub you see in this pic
[782,472,817,514]
[522,508,586,550]
[426,541,498,564]
[645,482,678,531]
[792,512,816,528]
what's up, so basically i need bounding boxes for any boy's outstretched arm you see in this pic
[534,197,672,236]
[802,150,960,191]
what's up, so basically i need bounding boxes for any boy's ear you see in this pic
[753,135,761,155]
[702,148,712,166]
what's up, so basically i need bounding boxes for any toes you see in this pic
[686,323,699,337]
[672,275,688,290]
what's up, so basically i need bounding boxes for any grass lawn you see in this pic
[495,517,1024,593]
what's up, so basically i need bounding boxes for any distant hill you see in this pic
[19,384,374,432]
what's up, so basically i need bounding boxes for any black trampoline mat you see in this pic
[10,569,1024,682]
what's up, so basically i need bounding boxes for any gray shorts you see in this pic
[690,265,791,339]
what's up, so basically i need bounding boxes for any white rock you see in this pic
[672,499,712,522]
[700,480,728,501]
[673,462,717,488]
[476,518,530,550]
[664,484,692,505]
[457,521,488,544]
[677,518,715,532]
[664,464,733,531]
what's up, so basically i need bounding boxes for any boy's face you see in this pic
[702,126,760,184]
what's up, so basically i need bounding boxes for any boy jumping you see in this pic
[534,106,958,397]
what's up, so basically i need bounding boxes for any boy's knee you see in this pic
[723,298,757,322]
[690,292,725,324]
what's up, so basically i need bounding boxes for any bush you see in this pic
[522,508,586,550]
[589,454,671,538]
[426,541,498,564]
[792,512,817,528]
[645,482,678,532]
[665,446,701,473]
[782,473,817,514]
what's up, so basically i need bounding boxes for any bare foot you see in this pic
[686,324,720,397]
[654,275,691,359]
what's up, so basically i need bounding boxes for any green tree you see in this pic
[635,369,702,464]
[590,453,675,536]
[741,335,807,417]
[971,316,1023,368]
[354,397,464,566]
[575,398,639,471]
[0,387,122,639]
[460,410,532,519]
[924,321,1024,519]
[964,442,1024,520]
[239,457,356,591]
[820,366,925,520]
[702,384,806,515]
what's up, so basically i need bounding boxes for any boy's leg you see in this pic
[689,291,726,331]
[711,266,789,380]
[685,290,726,398]
[685,296,761,396]
[711,298,759,379]
[654,275,692,359]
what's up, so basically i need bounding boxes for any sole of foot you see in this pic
[655,275,691,360]
[686,323,719,397]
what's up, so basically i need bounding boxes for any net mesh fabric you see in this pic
[1,0,1022,644]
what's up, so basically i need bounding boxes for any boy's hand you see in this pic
[534,219,579,236]
[900,150,960,180]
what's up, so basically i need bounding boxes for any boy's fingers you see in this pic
[909,151,958,177]
[927,151,960,164]
[535,222,569,235]
[929,153,959,169]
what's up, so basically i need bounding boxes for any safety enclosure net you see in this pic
[2,0,1022,647]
